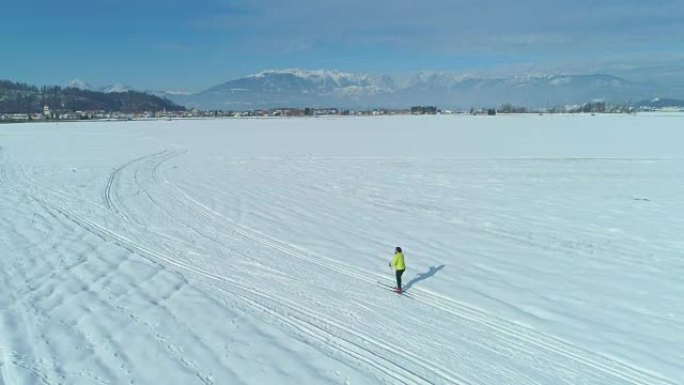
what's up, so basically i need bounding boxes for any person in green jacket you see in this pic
[389,246,406,292]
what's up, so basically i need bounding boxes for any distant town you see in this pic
[2,101,683,124]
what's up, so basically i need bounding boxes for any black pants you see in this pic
[395,269,405,289]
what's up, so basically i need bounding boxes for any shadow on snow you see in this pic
[404,264,445,291]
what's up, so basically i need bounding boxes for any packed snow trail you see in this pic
[1,115,683,385]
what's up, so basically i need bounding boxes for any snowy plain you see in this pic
[0,114,683,385]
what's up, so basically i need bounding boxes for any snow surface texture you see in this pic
[0,114,682,385]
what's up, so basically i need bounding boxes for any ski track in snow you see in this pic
[1,149,370,385]
[103,149,173,221]
[1,116,682,385]
[146,151,679,385]
[1,142,679,385]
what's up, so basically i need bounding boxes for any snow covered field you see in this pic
[1,114,682,385]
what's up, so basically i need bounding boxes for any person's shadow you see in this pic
[404,265,445,291]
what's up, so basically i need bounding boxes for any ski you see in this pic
[377,281,412,297]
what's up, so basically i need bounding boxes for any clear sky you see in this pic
[2,0,683,91]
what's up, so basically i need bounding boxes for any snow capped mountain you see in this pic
[62,70,678,110]
[405,72,633,90]
[636,97,684,108]
[66,79,93,90]
[207,69,395,96]
[397,73,646,107]
[165,69,397,109]
[102,83,133,93]
[406,71,477,88]
[161,69,672,110]
[66,80,134,94]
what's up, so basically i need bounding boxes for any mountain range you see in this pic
[154,69,684,110]
[67,79,135,94]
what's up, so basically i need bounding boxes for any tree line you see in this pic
[0,80,184,114]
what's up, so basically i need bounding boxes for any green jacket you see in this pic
[391,252,406,271]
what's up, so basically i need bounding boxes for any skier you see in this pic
[389,246,406,292]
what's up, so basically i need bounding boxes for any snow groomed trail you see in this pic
[1,115,683,385]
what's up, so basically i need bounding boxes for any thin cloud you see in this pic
[190,0,684,56]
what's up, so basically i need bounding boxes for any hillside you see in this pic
[0,80,184,114]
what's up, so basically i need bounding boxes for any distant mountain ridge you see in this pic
[636,97,684,108]
[208,69,396,94]
[67,79,134,94]
[159,69,678,110]
[164,69,396,109]
[7,70,682,112]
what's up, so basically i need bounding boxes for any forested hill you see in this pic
[0,80,185,113]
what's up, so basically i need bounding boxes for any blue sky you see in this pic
[2,0,683,91]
